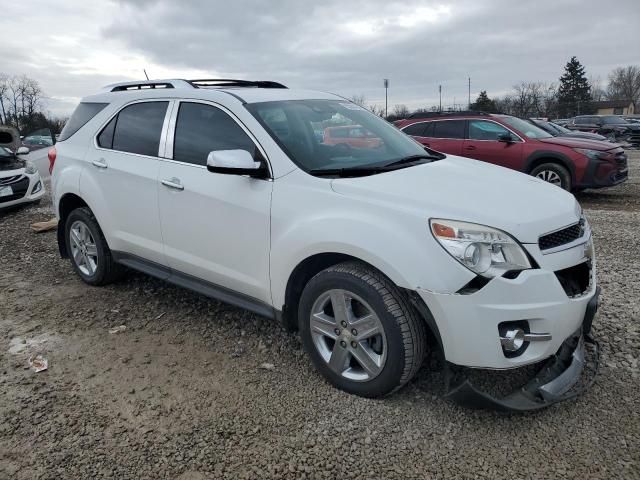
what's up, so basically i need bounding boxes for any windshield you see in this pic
[246,99,430,173]
[550,122,571,133]
[501,116,553,139]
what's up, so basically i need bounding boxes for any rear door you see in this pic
[158,100,273,303]
[427,120,465,155]
[462,119,523,169]
[86,100,169,265]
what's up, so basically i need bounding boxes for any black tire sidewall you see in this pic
[65,209,109,285]
[299,270,408,397]
[532,163,572,191]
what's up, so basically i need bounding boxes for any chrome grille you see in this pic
[0,175,24,186]
[539,222,584,251]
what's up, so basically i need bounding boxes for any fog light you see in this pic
[500,328,525,352]
[32,180,42,194]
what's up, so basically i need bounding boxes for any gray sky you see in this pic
[2,0,638,117]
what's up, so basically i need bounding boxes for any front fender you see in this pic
[269,172,474,308]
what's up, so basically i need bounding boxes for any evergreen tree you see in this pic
[471,91,498,112]
[557,56,592,117]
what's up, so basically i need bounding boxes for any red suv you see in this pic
[395,112,628,191]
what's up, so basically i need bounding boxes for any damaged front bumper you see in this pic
[445,288,600,412]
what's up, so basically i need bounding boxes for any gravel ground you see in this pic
[1,153,639,479]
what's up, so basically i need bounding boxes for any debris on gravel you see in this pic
[0,152,639,479]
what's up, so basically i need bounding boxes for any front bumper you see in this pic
[0,173,45,209]
[417,268,597,369]
[577,157,628,189]
[446,289,599,411]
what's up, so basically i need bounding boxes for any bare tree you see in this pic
[349,94,367,108]
[607,66,640,105]
[0,73,46,131]
[0,73,8,125]
[392,104,410,118]
[590,76,606,102]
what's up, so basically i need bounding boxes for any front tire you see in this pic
[65,207,124,285]
[299,261,427,398]
[531,163,572,191]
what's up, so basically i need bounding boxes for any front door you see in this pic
[158,101,273,303]
[462,119,523,170]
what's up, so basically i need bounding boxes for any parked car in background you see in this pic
[527,118,610,142]
[566,115,640,146]
[0,126,45,209]
[552,118,571,127]
[396,112,628,191]
[21,128,56,178]
[323,125,382,149]
[50,79,600,410]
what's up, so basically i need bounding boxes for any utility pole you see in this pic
[468,77,471,110]
[439,85,442,112]
[384,79,389,118]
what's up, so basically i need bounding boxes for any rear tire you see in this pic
[299,261,427,398]
[65,207,124,286]
[531,163,572,191]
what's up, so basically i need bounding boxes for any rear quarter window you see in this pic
[58,102,109,141]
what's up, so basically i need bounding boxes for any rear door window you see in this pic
[111,102,168,157]
[433,120,465,139]
[58,102,108,141]
[402,122,427,136]
[173,102,258,166]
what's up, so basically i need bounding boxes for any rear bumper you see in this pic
[445,289,599,411]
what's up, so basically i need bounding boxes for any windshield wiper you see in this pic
[382,153,444,169]
[309,166,388,177]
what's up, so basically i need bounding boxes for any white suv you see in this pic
[51,79,599,410]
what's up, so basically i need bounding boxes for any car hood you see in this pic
[538,136,617,151]
[330,156,580,244]
[559,131,607,141]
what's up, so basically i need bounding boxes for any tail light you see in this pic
[48,147,57,174]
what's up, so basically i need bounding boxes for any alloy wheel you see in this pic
[536,169,562,186]
[309,289,387,381]
[69,220,98,276]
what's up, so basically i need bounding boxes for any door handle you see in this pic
[464,145,477,151]
[161,178,184,191]
[92,159,108,169]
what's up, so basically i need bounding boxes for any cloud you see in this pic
[1,0,639,115]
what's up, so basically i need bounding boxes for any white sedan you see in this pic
[0,135,46,209]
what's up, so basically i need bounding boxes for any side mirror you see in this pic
[497,132,513,143]
[17,146,30,155]
[206,149,268,178]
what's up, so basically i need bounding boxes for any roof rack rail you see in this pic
[106,80,185,92]
[188,79,287,89]
[408,110,492,119]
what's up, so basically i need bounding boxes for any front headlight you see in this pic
[573,148,607,160]
[24,161,38,175]
[430,219,532,278]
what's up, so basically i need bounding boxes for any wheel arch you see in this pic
[524,151,577,184]
[56,193,90,258]
[280,252,442,356]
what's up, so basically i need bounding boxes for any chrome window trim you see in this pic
[401,118,525,142]
[92,98,172,159]
[167,99,274,179]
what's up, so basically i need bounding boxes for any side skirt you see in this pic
[112,251,277,320]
